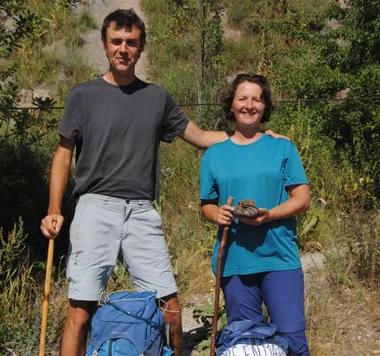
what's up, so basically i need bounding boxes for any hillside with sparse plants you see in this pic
[1,0,380,355]
[141,1,380,354]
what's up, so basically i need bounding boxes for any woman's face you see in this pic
[231,81,266,128]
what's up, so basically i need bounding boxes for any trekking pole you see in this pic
[210,197,234,356]
[39,222,56,356]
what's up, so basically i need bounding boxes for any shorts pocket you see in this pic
[69,200,86,253]
[149,208,163,231]
[67,201,87,282]
[66,255,91,285]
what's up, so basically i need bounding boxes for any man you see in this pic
[40,9,281,356]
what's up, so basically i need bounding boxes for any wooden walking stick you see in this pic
[210,197,234,356]
[39,222,56,356]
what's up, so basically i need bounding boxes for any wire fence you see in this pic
[1,96,380,111]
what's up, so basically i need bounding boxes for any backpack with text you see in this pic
[216,320,289,356]
[85,291,172,356]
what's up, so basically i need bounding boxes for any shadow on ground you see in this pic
[183,325,211,356]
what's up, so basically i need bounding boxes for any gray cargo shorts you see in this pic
[66,193,177,301]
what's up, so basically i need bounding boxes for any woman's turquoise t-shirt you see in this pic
[200,134,308,277]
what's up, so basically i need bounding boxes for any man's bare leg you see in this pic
[60,300,97,356]
[160,293,182,356]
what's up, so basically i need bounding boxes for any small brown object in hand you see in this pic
[233,200,259,219]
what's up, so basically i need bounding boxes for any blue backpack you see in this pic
[216,320,289,356]
[85,291,172,356]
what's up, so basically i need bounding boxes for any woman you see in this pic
[200,74,310,356]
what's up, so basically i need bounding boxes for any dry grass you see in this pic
[304,264,380,355]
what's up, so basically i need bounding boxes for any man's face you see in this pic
[102,22,144,74]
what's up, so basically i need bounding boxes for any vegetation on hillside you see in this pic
[0,0,96,353]
[142,0,380,279]
[0,0,379,354]
[142,0,380,354]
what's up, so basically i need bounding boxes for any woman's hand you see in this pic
[201,199,235,226]
[239,208,271,226]
[216,204,235,226]
[239,185,310,226]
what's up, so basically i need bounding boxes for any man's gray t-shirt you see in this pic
[58,77,189,200]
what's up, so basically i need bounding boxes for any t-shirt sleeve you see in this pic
[284,142,308,187]
[160,90,190,143]
[200,148,219,200]
[57,86,83,143]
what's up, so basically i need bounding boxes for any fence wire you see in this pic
[1,96,380,111]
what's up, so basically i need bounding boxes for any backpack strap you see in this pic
[108,302,164,331]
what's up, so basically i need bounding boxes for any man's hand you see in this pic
[239,208,271,226]
[41,213,64,239]
[265,129,290,140]
[41,136,73,240]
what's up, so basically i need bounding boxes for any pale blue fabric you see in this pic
[200,134,308,276]
[67,194,177,300]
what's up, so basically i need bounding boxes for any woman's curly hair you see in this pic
[222,74,274,123]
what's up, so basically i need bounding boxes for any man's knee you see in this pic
[65,300,97,329]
